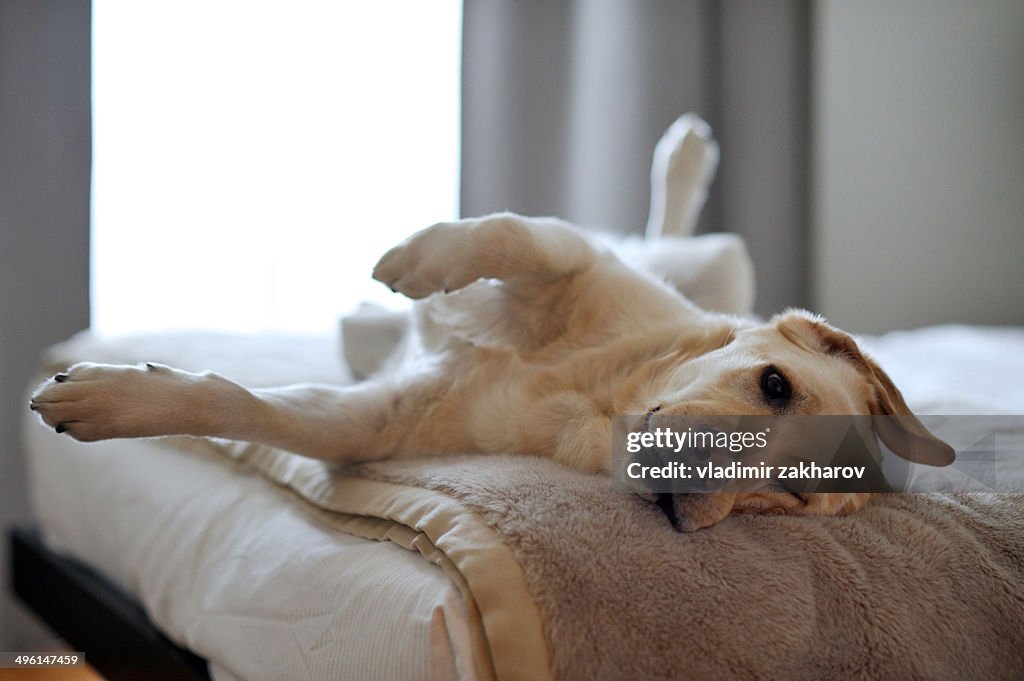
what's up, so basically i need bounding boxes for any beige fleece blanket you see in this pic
[42,330,1024,680]
[194,440,1023,681]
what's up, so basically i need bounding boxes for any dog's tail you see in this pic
[643,113,719,239]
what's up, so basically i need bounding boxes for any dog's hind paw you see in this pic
[645,112,719,239]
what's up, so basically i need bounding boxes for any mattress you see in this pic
[24,332,481,681]
[23,324,1024,680]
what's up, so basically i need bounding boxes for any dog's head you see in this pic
[641,309,954,530]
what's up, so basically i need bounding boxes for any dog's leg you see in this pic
[644,113,719,239]
[30,362,452,462]
[618,233,756,315]
[371,213,599,299]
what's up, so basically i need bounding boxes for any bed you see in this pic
[14,324,1024,680]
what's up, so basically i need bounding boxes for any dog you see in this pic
[30,115,954,531]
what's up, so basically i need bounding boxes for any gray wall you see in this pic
[813,0,1024,333]
[0,0,91,648]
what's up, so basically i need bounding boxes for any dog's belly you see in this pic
[440,346,620,472]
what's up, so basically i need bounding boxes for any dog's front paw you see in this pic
[372,221,485,299]
[30,362,194,442]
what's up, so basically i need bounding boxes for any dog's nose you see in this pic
[655,493,681,529]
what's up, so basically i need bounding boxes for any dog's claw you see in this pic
[54,373,68,383]
[55,422,67,434]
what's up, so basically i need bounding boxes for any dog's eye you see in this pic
[760,367,792,402]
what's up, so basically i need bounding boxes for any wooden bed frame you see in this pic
[9,526,211,681]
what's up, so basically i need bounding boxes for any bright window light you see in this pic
[92,1,461,336]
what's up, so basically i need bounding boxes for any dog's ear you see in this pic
[773,310,955,467]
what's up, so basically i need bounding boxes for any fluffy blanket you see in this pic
[190,440,1024,681]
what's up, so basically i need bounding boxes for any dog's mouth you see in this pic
[651,493,728,532]
[652,486,808,532]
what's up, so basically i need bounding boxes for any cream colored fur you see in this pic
[30,115,951,530]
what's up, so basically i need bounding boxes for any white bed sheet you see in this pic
[24,331,481,681]
[862,324,1024,414]
[25,419,480,681]
[23,324,1024,681]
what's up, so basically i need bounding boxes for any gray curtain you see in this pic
[0,0,91,648]
[461,0,811,316]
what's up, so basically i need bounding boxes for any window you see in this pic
[91,1,462,335]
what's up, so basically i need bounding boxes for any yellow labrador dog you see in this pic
[30,115,953,530]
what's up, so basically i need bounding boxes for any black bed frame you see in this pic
[9,526,211,681]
